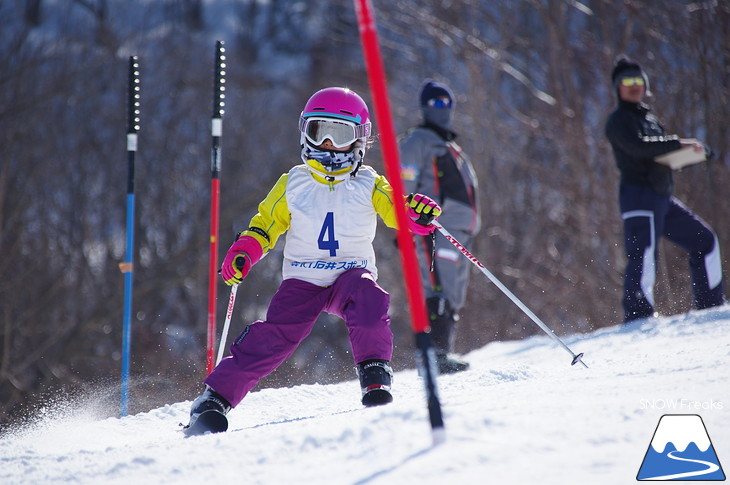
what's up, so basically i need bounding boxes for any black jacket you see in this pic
[605,100,682,195]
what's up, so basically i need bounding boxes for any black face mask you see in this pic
[422,106,453,130]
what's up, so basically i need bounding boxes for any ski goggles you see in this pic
[620,76,645,87]
[299,117,371,149]
[426,96,452,108]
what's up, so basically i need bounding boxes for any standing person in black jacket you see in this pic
[605,57,725,323]
[399,80,481,373]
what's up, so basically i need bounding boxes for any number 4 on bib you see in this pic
[318,212,340,256]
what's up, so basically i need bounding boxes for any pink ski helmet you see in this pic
[299,87,372,149]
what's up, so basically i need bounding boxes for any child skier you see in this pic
[184,87,442,435]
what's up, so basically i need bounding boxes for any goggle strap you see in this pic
[300,117,371,140]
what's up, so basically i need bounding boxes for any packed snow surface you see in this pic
[2,307,728,484]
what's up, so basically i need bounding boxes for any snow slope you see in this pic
[1,307,728,485]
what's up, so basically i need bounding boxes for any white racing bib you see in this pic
[283,165,379,286]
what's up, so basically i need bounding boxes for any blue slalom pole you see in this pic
[121,193,135,416]
[121,56,141,417]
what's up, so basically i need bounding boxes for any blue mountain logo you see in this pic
[637,414,725,481]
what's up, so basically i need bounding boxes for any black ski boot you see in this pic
[356,359,394,406]
[183,387,232,436]
[435,352,470,374]
[427,296,470,374]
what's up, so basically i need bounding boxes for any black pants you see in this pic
[619,184,725,322]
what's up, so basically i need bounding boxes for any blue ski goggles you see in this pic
[426,96,452,108]
[299,117,371,149]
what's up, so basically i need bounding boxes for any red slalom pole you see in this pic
[206,174,220,375]
[206,41,226,375]
[354,0,445,440]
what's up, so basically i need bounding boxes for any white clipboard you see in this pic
[655,138,707,170]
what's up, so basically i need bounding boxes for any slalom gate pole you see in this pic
[215,284,238,366]
[354,0,445,442]
[432,221,588,368]
[206,41,226,375]
[120,56,141,417]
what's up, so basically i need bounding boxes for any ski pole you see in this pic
[432,221,588,368]
[215,284,238,365]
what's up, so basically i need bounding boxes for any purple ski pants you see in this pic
[205,268,393,407]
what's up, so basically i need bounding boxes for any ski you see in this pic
[182,410,229,437]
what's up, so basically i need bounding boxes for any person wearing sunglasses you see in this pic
[183,87,444,434]
[398,79,481,374]
[605,56,725,323]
